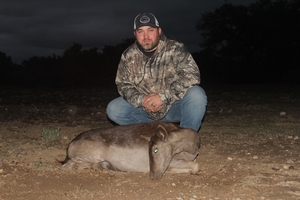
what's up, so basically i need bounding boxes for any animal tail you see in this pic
[56,146,70,165]
[55,156,70,165]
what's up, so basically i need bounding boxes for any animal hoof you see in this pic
[190,169,202,175]
[91,163,102,171]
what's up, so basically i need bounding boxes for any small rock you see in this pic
[63,136,68,140]
[280,111,286,116]
[171,183,176,186]
[294,136,299,140]
[67,105,78,115]
[283,165,289,170]
[286,159,294,164]
[272,167,280,171]
[287,136,293,140]
[227,157,233,161]
[253,155,258,159]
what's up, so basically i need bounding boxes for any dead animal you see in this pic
[59,122,201,180]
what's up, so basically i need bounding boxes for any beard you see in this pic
[139,38,159,52]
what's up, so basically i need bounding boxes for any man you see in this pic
[106,13,207,132]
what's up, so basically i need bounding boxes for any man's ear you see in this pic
[158,27,162,35]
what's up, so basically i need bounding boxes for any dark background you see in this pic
[1,0,299,88]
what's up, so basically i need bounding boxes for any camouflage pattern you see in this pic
[115,33,200,120]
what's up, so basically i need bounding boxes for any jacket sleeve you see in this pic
[158,43,200,106]
[115,54,144,108]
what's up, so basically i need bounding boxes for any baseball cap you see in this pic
[134,13,159,30]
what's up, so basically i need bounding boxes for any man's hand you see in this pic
[143,93,164,112]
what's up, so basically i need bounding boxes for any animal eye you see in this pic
[153,148,158,153]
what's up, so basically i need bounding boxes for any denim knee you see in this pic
[106,98,120,121]
[185,85,207,104]
[106,100,113,120]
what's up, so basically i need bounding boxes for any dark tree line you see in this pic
[196,0,300,83]
[1,0,299,88]
[0,38,135,88]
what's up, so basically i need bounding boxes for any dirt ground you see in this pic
[0,84,299,200]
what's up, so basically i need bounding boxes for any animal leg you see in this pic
[167,159,200,174]
[61,161,76,170]
[74,163,93,170]
[100,161,118,171]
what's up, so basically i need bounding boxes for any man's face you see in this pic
[134,26,162,52]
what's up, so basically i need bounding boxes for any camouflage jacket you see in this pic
[115,33,200,120]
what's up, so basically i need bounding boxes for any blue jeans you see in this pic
[106,86,207,131]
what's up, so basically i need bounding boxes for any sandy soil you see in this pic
[0,84,299,200]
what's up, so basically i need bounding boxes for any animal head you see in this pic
[148,125,173,180]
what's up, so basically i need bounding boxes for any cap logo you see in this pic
[140,16,150,24]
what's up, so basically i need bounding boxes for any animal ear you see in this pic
[157,125,169,140]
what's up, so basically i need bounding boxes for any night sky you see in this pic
[1,0,257,64]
